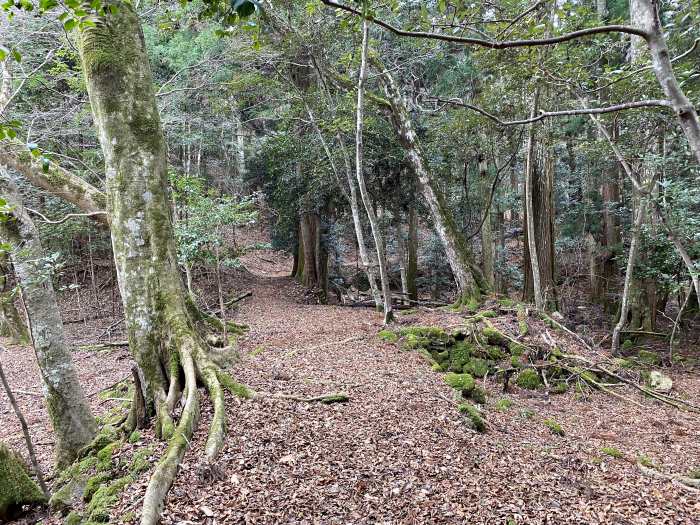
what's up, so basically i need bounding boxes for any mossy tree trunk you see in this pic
[0,254,29,344]
[0,173,96,467]
[375,63,487,305]
[478,155,495,290]
[406,203,418,302]
[78,4,229,523]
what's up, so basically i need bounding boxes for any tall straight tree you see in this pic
[0,172,96,467]
[355,16,393,323]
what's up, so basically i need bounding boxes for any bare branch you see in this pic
[319,0,648,47]
[26,207,108,225]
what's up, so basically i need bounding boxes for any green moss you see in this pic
[78,456,97,473]
[320,393,349,404]
[498,298,515,307]
[476,309,497,318]
[508,341,525,356]
[128,446,154,475]
[601,447,623,459]
[637,350,661,365]
[127,431,141,444]
[495,398,513,411]
[96,442,118,472]
[510,355,522,368]
[543,418,564,436]
[83,472,113,502]
[687,467,700,479]
[217,370,252,399]
[448,341,473,371]
[612,357,634,369]
[399,325,450,349]
[378,330,398,343]
[637,455,656,469]
[463,357,489,378]
[0,443,47,520]
[86,475,133,523]
[551,382,568,394]
[518,320,529,336]
[622,339,635,351]
[481,325,508,346]
[444,372,475,392]
[49,476,85,514]
[470,386,487,404]
[249,346,265,357]
[431,363,443,372]
[515,368,541,389]
[520,408,535,419]
[65,511,83,525]
[458,403,486,432]
[119,510,136,523]
[435,350,450,363]
[486,345,505,360]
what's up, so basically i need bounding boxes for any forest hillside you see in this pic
[1,0,699,524]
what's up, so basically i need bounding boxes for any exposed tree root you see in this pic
[638,462,700,491]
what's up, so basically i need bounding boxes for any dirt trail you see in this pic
[154,270,700,524]
[3,260,700,524]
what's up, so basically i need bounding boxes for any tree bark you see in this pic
[374,63,487,304]
[0,173,96,467]
[78,5,231,522]
[407,204,418,302]
[0,254,29,344]
[356,19,393,323]
[478,155,495,289]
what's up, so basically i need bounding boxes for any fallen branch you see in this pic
[254,391,350,404]
[538,311,593,351]
[225,290,252,306]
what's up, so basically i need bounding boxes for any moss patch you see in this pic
[515,368,541,389]
[495,398,513,411]
[444,372,475,393]
[601,447,623,459]
[378,330,398,343]
[637,350,661,366]
[469,386,487,404]
[128,446,154,475]
[217,370,252,399]
[0,443,47,520]
[83,472,113,502]
[86,475,133,522]
[458,403,486,432]
[544,418,564,436]
[96,442,118,472]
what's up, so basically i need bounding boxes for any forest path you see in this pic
[151,270,700,524]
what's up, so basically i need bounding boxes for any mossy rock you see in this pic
[448,341,473,371]
[481,325,508,346]
[96,442,119,472]
[444,372,475,392]
[515,368,541,389]
[463,357,489,378]
[469,386,487,404]
[399,326,451,350]
[622,339,635,351]
[458,403,486,432]
[377,330,398,343]
[637,350,661,366]
[431,363,443,372]
[86,475,133,523]
[50,476,86,514]
[544,418,564,436]
[435,350,450,363]
[486,345,505,360]
[83,472,113,502]
[0,442,47,521]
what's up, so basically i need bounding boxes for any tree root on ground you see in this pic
[638,462,700,491]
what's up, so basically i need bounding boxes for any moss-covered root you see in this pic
[140,346,199,525]
[458,403,487,432]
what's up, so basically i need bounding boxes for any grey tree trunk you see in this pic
[0,173,96,467]
[356,19,393,323]
[0,254,29,344]
[374,64,487,304]
[478,156,495,289]
[78,4,230,522]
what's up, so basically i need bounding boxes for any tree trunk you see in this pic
[478,155,495,289]
[395,214,409,305]
[632,0,700,165]
[78,5,232,522]
[407,204,418,301]
[0,255,29,344]
[374,63,487,304]
[0,173,96,467]
[356,19,393,323]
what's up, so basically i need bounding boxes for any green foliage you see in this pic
[495,398,513,411]
[444,372,475,392]
[377,330,398,343]
[601,447,623,459]
[543,418,565,436]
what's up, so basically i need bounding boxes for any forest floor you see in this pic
[2,246,700,524]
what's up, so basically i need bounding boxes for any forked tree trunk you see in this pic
[0,173,96,467]
[356,19,393,323]
[78,5,230,523]
[375,64,487,304]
